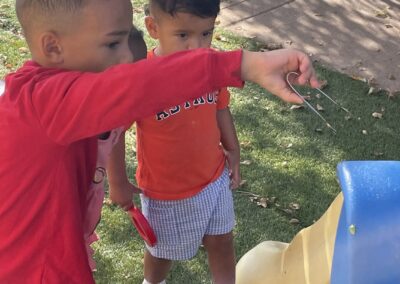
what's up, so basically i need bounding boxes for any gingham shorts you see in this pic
[140,169,235,260]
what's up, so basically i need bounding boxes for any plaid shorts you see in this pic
[140,169,235,260]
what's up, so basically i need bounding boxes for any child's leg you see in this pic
[140,169,233,283]
[203,232,235,284]
[201,169,236,284]
[143,249,172,283]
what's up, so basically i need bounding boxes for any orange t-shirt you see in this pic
[135,50,230,200]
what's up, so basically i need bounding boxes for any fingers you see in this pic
[131,185,142,194]
[277,88,304,104]
[229,169,241,190]
[121,203,133,211]
[297,52,320,88]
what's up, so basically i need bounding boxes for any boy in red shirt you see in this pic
[0,0,318,283]
[107,1,318,284]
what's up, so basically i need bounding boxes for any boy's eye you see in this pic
[203,31,213,37]
[177,33,187,39]
[107,41,120,49]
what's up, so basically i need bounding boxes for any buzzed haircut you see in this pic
[15,0,87,42]
[148,0,220,18]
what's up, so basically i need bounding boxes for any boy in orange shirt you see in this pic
[107,1,317,283]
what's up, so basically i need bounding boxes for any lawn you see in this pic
[1,1,399,283]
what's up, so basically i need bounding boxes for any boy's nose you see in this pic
[120,47,134,64]
[187,38,203,50]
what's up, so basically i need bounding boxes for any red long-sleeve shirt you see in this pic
[0,49,243,283]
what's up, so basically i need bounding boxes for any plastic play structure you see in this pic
[236,160,400,283]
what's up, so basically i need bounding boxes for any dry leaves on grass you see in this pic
[372,112,383,119]
[214,34,228,42]
[240,160,252,165]
[316,104,325,111]
[259,42,283,51]
[290,105,304,110]
[240,141,252,149]
[237,190,301,224]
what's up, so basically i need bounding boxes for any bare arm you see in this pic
[107,132,139,210]
[217,107,241,189]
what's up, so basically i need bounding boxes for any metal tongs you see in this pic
[286,72,350,134]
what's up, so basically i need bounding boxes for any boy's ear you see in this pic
[144,16,159,39]
[39,32,64,64]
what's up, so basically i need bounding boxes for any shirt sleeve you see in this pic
[30,48,244,145]
[216,88,230,110]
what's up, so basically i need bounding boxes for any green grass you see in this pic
[1,1,400,283]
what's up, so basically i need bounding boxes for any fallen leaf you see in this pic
[362,130,368,135]
[315,128,323,133]
[103,198,113,206]
[288,202,300,210]
[315,93,321,99]
[367,87,376,95]
[18,47,29,54]
[345,114,352,121]
[239,180,247,187]
[372,112,383,119]
[351,75,368,82]
[287,143,293,148]
[257,197,268,208]
[290,105,304,110]
[316,104,324,111]
[240,160,252,165]
[289,218,300,225]
[319,80,328,89]
[374,151,384,157]
[375,9,389,18]
[240,141,252,148]
[249,197,258,203]
[214,34,228,42]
